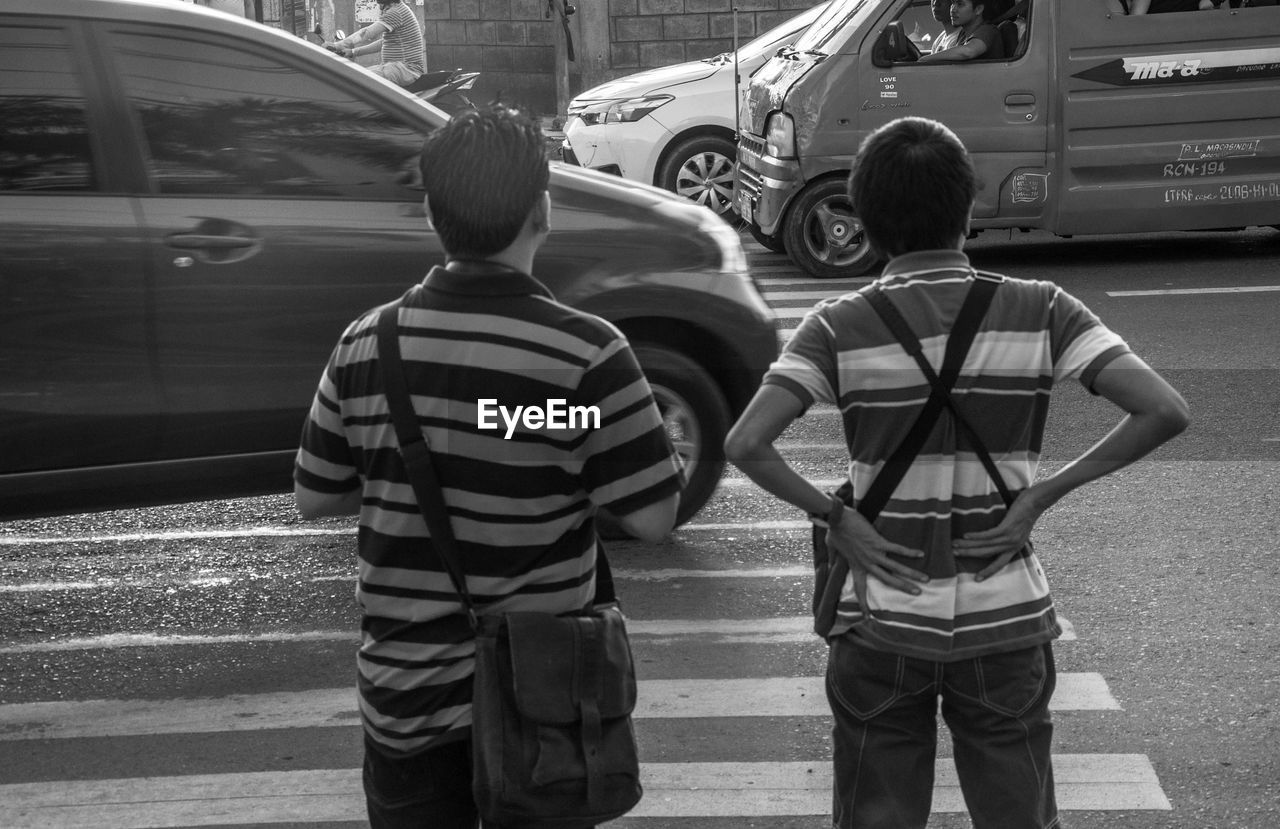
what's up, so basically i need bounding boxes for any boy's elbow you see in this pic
[1160,396,1192,438]
[723,426,759,467]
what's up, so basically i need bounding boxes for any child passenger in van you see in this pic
[917,0,1011,62]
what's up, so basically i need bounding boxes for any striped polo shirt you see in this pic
[378,1,425,73]
[295,265,684,754]
[766,250,1131,661]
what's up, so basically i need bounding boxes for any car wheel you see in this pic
[659,135,738,216]
[748,223,787,253]
[599,345,731,538]
[783,177,880,278]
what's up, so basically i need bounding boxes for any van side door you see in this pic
[1056,2,1280,235]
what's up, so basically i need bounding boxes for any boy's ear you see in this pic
[423,194,435,231]
[532,190,551,233]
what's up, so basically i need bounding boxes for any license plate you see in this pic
[736,190,754,224]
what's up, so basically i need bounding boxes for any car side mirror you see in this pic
[873,21,918,66]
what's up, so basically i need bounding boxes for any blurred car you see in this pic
[561,3,827,217]
[0,0,778,526]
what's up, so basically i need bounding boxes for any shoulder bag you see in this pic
[376,303,642,829]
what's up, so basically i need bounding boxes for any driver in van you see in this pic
[917,0,1009,62]
[328,0,425,87]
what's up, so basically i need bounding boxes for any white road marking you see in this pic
[1107,284,1280,297]
[0,756,1170,827]
[0,527,351,546]
[0,669,1105,742]
[1,615,1075,654]
[709,478,847,490]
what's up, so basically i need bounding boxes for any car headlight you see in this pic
[764,112,796,159]
[574,94,674,126]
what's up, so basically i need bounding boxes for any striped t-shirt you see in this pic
[295,265,684,754]
[378,1,425,73]
[765,250,1130,661]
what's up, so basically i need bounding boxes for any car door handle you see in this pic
[165,233,256,250]
[1005,93,1036,107]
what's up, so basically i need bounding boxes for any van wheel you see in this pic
[749,223,787,253]
[598,345,730,538]
[784,178,880,278]
[659,135,737,216]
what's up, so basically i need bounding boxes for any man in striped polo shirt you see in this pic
[725,117,1188,829]
[294,107,683,828]
[330,0,425,87]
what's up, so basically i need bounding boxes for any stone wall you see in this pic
[413,0,823,116]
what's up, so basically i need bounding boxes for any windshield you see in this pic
[736,2,830,63]
[794,0,879,55]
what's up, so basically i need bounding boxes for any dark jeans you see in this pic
[364,736,490,829]
[826,636,1059,829]
[363,735,597,829]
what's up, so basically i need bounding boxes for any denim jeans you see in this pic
[364,735,491,829]
[825,636,1059,829]
[364,735,598,829]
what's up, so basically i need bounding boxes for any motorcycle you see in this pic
[320,29,480,116]
[404,69,480,115]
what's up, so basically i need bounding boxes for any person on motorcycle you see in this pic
[328,0,425,87]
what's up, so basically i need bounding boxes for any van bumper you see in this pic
[735,132,802,236]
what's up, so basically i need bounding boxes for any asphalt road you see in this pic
[0,226,1277,828]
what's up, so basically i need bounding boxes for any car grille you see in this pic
[736,136,764,201]
[738,132,766,158]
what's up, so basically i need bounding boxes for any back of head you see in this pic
[981,0,1015,21]
[847,116,975,258]
[419,106,550,260]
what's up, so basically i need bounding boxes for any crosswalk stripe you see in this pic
[0,614,1077,655]
[0,755,1170,827]
[0,671,1110,742]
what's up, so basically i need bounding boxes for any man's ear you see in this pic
[532,190,551,234]
[423,194,435,231]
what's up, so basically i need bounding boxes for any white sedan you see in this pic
[561,3,827,216]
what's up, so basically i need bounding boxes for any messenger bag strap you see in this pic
[376,301,618,621]
[574,617,605,807]
[863,274,1014,508]
[376,302,480,630]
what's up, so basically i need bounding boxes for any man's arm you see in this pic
[917,31,992,62]
[725,384,928,594]
[334,21,389,57]
[294,480,362,519]
[953,352,1190,576]
[607,494,680,544]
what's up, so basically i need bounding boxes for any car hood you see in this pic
[573,59,722,102]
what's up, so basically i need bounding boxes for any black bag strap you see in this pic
[375,302,616,628]
[863,273,1015,509]
[376,303,481,630]
[851,273,1003,520]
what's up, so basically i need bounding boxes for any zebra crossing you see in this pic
[0,234,1174,827]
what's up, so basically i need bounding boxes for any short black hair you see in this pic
[419,106,549,259]
[847,116,975,258]
[980,0,1014,21]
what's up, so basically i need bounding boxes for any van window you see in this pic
[105,29,424,200]
[794,0,880,55]
[0,26,95,192]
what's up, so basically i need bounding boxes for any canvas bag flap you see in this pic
[503,608,637,725]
